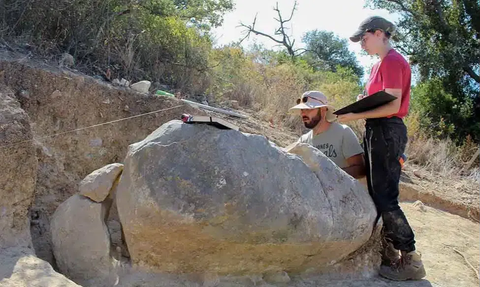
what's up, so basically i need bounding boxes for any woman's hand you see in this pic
[357,94,366,101]
[338,113,362,123]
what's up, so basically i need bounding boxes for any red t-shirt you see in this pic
[366,49,411,118]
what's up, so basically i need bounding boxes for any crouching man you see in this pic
[287,91,366,179]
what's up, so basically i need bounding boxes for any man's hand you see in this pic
[338,113,361,123]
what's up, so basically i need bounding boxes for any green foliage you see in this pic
[207,46,264,106]
[366,0,480,142]
[411,78,478,139]
[208,45,362,134]
[138,0,234,30]
[302,30,364,80]
[0,0,232,94]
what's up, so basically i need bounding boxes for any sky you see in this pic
[211,0,399,82]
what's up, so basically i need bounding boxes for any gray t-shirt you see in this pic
[298,123,364,168]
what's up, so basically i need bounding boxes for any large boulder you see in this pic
[116,120,377,275]
[50,194,117,286]
[0,247,80,287]
[0,86,37,249]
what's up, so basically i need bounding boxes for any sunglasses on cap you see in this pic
[296,96,326,105]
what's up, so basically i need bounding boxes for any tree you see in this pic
[366,0,479,85]
[302,30,363,79]
[366,0,480,141]
[140,0,234,30]
[239,1,302,59]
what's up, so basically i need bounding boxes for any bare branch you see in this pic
[239,16,284,45]
[294,48,308,56]
[286,0,297,22]
[238,1,298,58]
[246,28,284,45]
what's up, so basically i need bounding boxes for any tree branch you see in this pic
[294,48,308,56]
[386,0,416,16]
[247,28,284,44]
[239,15,284,45]
[464,66,480,83]
[239,1,298,58]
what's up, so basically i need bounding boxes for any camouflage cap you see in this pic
[349,16,396,42]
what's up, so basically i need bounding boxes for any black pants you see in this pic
[364,117,416,253]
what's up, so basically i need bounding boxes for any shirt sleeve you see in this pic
[380,56,403,90]
[298,131,313,145]
[342,126,364,159]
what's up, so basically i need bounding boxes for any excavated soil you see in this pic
[0,49,203,267]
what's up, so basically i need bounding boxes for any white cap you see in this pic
[289,91,337,122]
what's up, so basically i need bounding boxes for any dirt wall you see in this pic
[0,51,203,266]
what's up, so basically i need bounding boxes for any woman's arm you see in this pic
[338,88,401,122]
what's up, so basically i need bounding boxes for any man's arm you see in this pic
[343,153,366,179]
[341,126,366,178]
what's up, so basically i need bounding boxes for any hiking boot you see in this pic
[379,250,426,281]
[381,241,400,266]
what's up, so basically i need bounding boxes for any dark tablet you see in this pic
[180,114,239,131]
[333,91,397,115]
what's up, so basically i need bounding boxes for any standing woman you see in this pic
[338,16,426,281]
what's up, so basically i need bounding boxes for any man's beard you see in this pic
[303,110,322,129]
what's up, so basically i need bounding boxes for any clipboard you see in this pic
[333,91,396,115]
[180,114,239,131]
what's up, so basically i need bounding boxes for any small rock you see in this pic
[230,100,239,109]
[107,220,122,248]
[120,78,130,87]
[412,200,426,212]
[108,220,125,260]
[19,90,30,99]
[123,105,130,112]
[112,79,121,86]
[202,273,220,287]
[130,80,151,93]
[59,53,74,68]
[0,248,80,286]
[24,43,33,51]
[413,170,423,179]
[89,138,103,147]
[50,90,62,99]
[263,270,291,284]
[79,163,123,202]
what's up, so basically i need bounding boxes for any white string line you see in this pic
[0,104,184,150]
